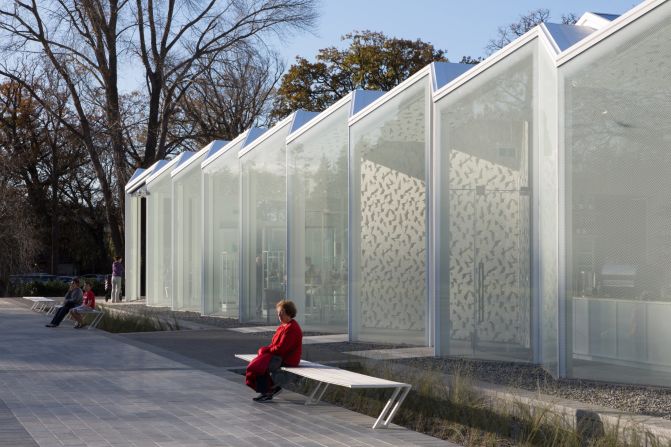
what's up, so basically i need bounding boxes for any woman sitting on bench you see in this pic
[246,300,303,402]
[70,282,96,329]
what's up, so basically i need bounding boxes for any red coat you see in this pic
[259,319,302,366]
[245,319,303,391]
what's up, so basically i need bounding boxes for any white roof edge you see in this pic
[286,94,354,143]
[238,113,295,158]
[349,65,432,126]
[539,23,562,55]
[146,153,189,185]
[576,11,616,29]
[124,168,147,193]
[433,29,539,102]
[289,110,320,135]
[202,133,248,169]
[171,145,210,178]
[124,160,166,193]
[557,0,666,67]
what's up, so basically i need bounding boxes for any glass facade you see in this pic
[538,40,559,375]
[203,142,243,317]
[350,78,430,345]
[437,42,536,362]
[124,192,141,301]
[287,103,349,331]
[172,154,205,311]
[146,171,174,307]
[127,2,671,388]
[240,123,291,323]
[561,1,671,386]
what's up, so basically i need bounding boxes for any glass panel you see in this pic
[124,194,139,301]
[437,42,535,362]
[146,174,173,307]
[350,79,429,345]
[203,145,242,317]
[562,1,671,386]
[173,162,203,311]
[539,42,559,375]
[287,104,349,332]
[240,126,290,323]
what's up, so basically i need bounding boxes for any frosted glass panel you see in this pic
[563,1,671,386]
[173,163,203,311]
[124,194,140,301]
[146,174,173,307]
[287,105,349,332]
[437,42,535,362]
[538,42,559,375]
[350,79,429,345]
[240,127,290,323]
[203,146,241,317]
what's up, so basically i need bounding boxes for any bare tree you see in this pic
[180,46,283,145]
[0,0,317,259]
[486,8,578,55]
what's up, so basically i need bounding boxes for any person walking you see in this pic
[46,278,83,327]
[111,256,124,303]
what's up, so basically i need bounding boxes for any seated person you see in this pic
[46,278,83,328]
[70,282,96,329]
[245,300,303,402]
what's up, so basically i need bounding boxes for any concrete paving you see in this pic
[0,298,455,447]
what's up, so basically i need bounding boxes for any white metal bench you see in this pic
[23,297,55,312]
[47,304,105,329]
[235,354,411,429]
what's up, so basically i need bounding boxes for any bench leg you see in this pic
[88,312,104,329]
[372,385,411,429]
[305,382,329,405]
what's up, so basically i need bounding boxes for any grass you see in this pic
[91,305,181,333]
[285,360,670,447]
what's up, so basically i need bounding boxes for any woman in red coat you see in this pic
[246,300,303,402]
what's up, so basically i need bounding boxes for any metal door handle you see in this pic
[478,261,485,322]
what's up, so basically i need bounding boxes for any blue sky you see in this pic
[276,0,643,63]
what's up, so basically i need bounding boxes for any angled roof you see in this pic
[125,160,167,194]
[542,23,597,52]
[146,152,193,185]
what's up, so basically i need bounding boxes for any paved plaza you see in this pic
[0,299,454,447]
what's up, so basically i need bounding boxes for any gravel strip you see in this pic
[394,356,671,421]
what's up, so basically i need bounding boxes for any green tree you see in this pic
[270,30,447,122]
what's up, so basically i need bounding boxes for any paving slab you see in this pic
[0,298,455,447]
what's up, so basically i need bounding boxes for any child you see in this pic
[70,282,96,329]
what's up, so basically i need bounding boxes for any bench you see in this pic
[47,304,105,329]
[235,354,411,429]
[23,297,55,312]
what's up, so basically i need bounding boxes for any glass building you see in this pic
[239,111,317,323]
[287,91,383,331]
[145,152,194,307]
[172,145,219,311]
[125,0,671,387]
[202,131,265,317]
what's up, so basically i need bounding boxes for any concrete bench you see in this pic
[235,354,411,429]
[23,297,55,312]
[47,304,105,330]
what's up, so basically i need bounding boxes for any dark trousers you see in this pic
[256,356,286,394]
[50,302,78,326]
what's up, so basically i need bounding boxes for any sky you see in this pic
[275,0,643,64]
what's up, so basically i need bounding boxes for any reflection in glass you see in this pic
[240,126,290,323]
[203,144,242,317]
[563,3,671,385]
[350,79,429,345]
[287,104,349,331]
[438,43,535,362]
